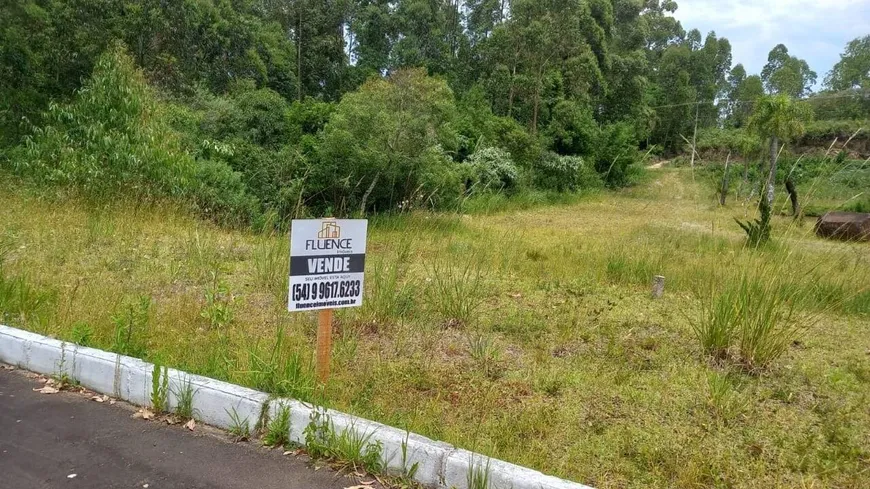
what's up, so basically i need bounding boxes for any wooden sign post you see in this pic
[315,309,333,383]
[288,219,368,385]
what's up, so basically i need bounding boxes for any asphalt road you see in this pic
[0,367,357,489]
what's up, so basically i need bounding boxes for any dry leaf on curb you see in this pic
[1,365,14,370]
[282,451,292,456]
[344,485,373,489]
[33,386,59,394]
[91,395,109,403]
[185,419,196,431]
[109,399,116,405]
[165,416,180,425]
[133,409,154,420]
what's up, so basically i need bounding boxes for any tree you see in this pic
[760,44,817,98]
[317,68,462,213]
[824,35,870,91]
[747,94,813,206]
[725,64,764,127]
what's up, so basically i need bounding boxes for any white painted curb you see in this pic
[0,325,593,489]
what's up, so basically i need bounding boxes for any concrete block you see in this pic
[165,369,268,431]
[328,411,451,486]
[116,355,152,406]
[24,337,65,374]
[70,346,122,395]
[443,449,594,489]
[0,326,34,366]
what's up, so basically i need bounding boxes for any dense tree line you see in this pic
[1,1,867,223]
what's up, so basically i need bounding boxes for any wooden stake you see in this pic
[315,308,333,384]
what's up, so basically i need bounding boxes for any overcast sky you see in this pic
[670,0,870,88]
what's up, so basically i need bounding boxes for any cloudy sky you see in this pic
[671,0,870,88]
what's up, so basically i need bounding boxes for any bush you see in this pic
[592,122,641,187]
[317,68,462,214]
[7,43,262,226]
[12,43,195,199]
[466,147,519,193]
[533,153,602,192]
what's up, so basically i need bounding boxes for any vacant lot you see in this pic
[2,168,868,488]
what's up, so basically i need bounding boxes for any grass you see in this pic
[304,410,385,473]
[226,407,252,442]
[263,403,291,448]
[1,169,869,488]
[173,375,198,420]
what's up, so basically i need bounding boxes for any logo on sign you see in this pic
[307,221,351,251]
[318,221,341,239]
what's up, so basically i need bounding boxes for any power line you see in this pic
[648,91,867,110]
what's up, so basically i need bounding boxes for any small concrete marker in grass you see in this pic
[652,275,665,299]
[288,218,368,384]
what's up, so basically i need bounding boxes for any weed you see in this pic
[466,456,492,489]
[263,403,291,447]
[304,410,384,474]
[173,375,199,420]
[252,224,287,297]
[111,295,150,357]
[425,253,485,326]
[151,364,169,413]
[696,264,819,372]
[69,322,94,347]
[0,269,52,327]
[399,432,420,480]
[705,372,747,424]
[245,326,316,401]
[736,198,772,246]
[226,407,252,442]
[363,237,417,325]
[201,270,234,329]
[467,333,503,378]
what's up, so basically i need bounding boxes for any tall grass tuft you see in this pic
[362,235,417,325]
[253,215,288,298]
[425,253,485,326]
[696,262,822,372]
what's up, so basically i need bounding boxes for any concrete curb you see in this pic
[0,324,593,489]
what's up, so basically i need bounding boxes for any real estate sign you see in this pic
[288,219,368,311]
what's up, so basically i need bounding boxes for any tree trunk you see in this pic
[766,135,779,207]
[297,7,303,101]
[785,177,800,217]
[719,151,731,206]
[507,59,517,117]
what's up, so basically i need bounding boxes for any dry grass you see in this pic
[1,169,869,488]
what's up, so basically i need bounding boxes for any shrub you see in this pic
[317,68,461,214]
[592,122,641,187]
[13,43,196,199]
[466,147,519,193]
[533,153,602,192]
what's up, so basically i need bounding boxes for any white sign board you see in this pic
[288,219,368,311]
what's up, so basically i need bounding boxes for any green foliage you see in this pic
[70,322,94,347]
[736,198,772,247]
[824,36,870,91]
[151,364,169,413]
[592,123,641,187]
[111,295,151,358]
[318,69,462,214]
[533,154,602,191]
[226,407,252,442]
[304,410,385,474]
[263,403,291,448]
[173,376,199,421]
[748,95,814,143]
[13,43,194,198]
[466,147,520,193]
